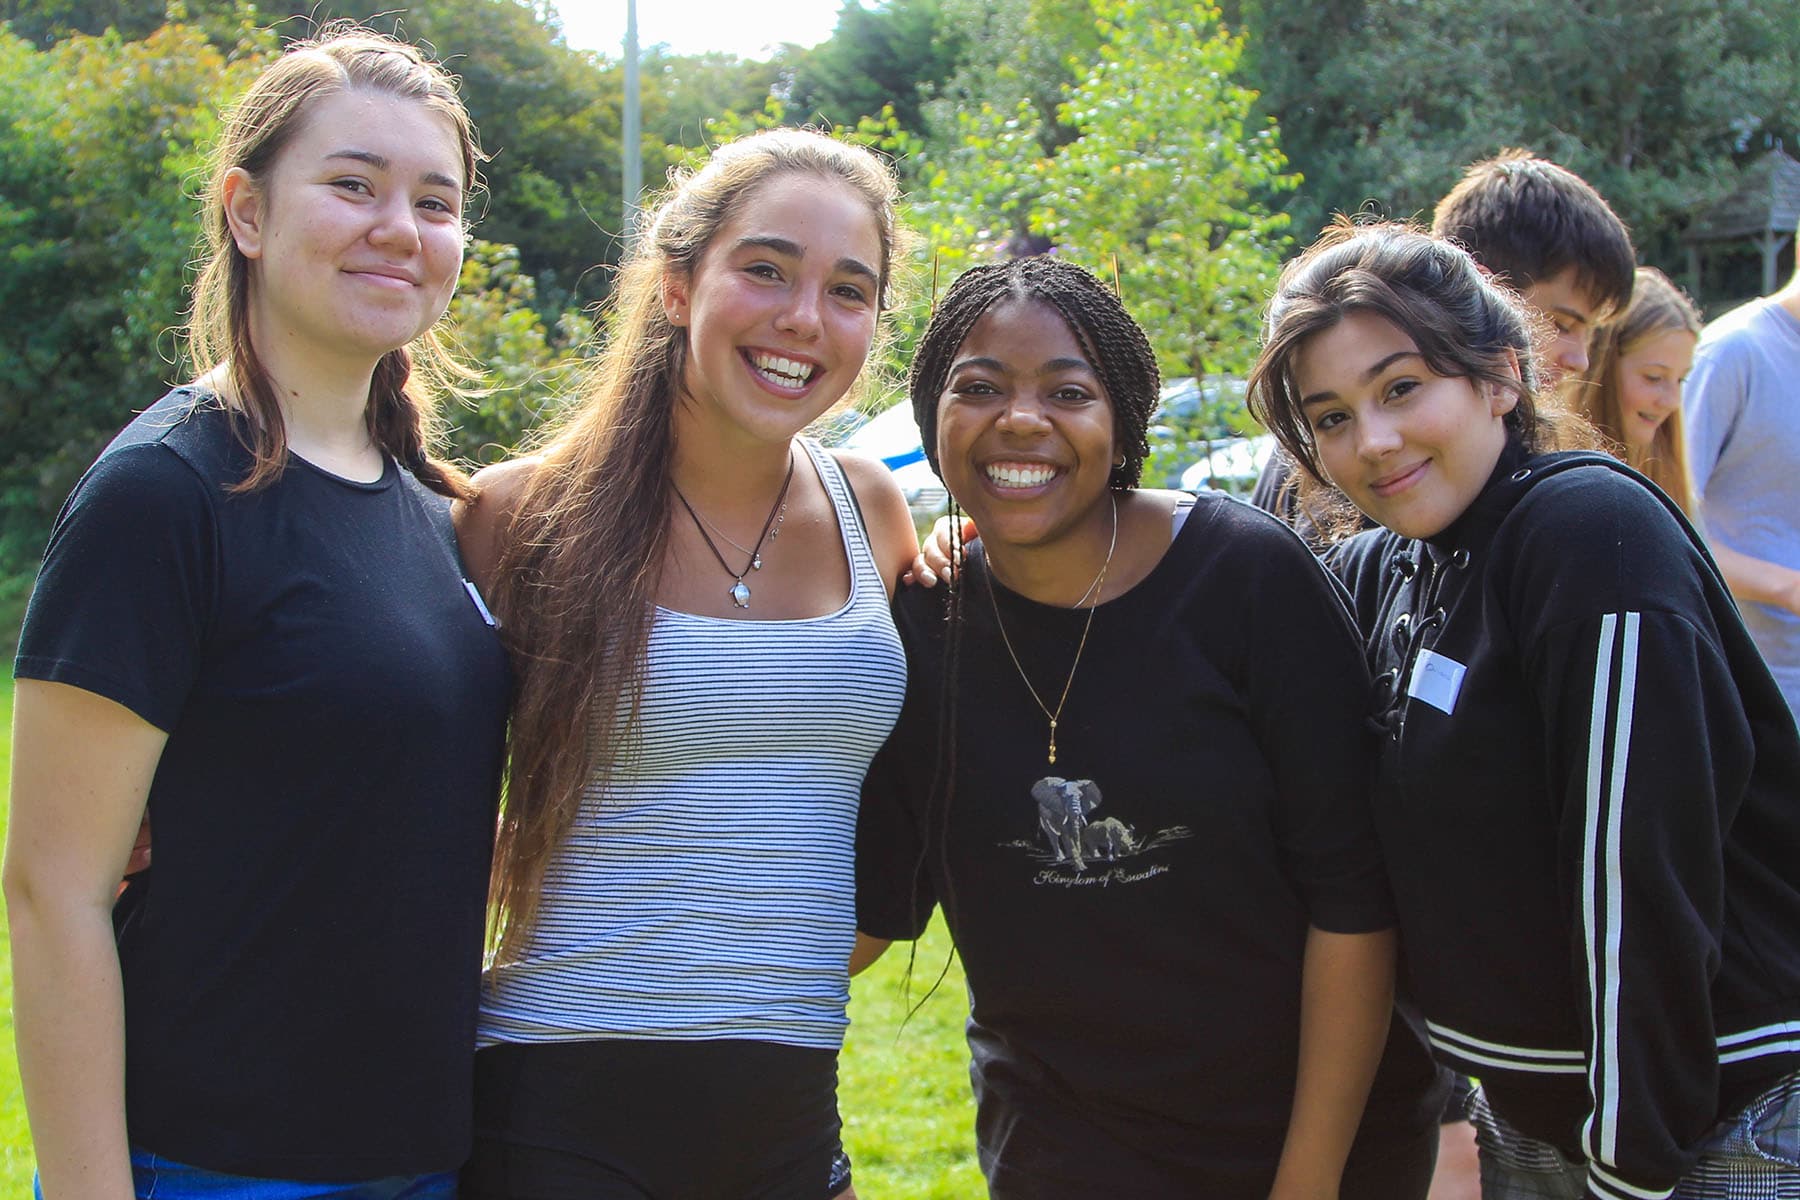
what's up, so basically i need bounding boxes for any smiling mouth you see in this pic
[1370,461,1428,497]
[985,461,1060,489]
[746,351,817,389]
[347,269,417,288]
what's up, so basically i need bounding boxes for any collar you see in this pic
[1421,437,1534,564]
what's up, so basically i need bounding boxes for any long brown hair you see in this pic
[185,23,486,499]
[1247,219,1600,539]
[485,130,908,958]
[1572,267,1701,514]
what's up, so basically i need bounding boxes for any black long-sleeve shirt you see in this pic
[1331,441,1800,1200]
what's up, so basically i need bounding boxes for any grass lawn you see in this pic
[0,678,980,1195]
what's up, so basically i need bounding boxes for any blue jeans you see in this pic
[35,1150,458,1200]
[1471,1071,1800,1199]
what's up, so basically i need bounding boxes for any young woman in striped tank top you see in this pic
[453,130,918,1199]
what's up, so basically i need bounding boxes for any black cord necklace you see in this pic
[671,449,796,609]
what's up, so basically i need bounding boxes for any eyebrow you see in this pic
[949,355,1096,375]
[1299,350,1419,407]
[325,149,461,192]
[734,235,880,287]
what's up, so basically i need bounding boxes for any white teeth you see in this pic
[986,462,1058,488]
[750,352,815,386]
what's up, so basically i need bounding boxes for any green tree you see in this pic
[783,0,963,137]
[910,0,1291,446]
[0,22,261,611]
[1229,0,1800,290]
[442,239,589,464]
[1042,0,1293,383]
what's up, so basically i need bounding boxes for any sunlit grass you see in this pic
[0,680,28,1195]
[841,924,983,1197]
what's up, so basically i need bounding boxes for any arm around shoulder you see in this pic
[831,450,919,599]
[454,456,541,596]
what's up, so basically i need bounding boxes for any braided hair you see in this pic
[898,255,1161,1016]
[909,256,1159,490]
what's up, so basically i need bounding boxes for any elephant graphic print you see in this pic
[1015,775,1192,885]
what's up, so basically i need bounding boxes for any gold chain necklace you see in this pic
[984,493,1118,766]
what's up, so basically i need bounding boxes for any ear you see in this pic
[662,269,691,327]
[1488,347,1523,418]
[221,167,266,260]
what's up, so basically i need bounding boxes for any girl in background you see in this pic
[7,27,508,1199]
[1574,265,1702,513]
[455,129,917,1200]
[1248,221,1800,1200]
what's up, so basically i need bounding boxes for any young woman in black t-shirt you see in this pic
[7,28,510,1198]
[1246,221,1800,1200]
[856,256,1444,1199]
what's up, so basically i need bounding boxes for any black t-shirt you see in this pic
[858,492,1443,1198]
[15,390,510,1179]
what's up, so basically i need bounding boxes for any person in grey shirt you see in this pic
[1683,240,1800,722]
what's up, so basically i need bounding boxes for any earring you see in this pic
[667,310,684,326]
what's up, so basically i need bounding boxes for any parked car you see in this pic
[1178,434,1276,493]
[1149,375,1273,494]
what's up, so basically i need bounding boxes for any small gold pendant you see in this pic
[1048,718,1058,765]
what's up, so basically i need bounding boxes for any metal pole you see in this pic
[623,0,642,254]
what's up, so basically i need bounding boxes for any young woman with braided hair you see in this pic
[454,129,917,1199]
[854,255,1444,1198]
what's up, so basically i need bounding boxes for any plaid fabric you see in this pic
[1471,1072,1800,1200]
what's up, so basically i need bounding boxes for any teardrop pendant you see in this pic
[730,580,752,608]
[751,553,763,570]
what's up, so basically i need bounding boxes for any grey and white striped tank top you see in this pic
[477,438,906,1050]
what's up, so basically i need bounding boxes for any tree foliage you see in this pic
[443,239,589,464]
[0,23,263,580]
[1041,0,1293,382]
[1231,0,1800,273]
[910,0,1291,465]
[783,0,963,138]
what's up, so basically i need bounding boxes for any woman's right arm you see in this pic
[6,680,167,1200]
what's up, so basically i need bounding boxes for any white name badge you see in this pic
[1406,648,1467,715]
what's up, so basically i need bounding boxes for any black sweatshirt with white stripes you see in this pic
[1331,441,1800,1200]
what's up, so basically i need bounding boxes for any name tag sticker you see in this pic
[1406,648,1467,715]
[464,578,498,627]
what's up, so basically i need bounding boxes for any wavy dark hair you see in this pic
[485,129,909,959]
[1247,220,1598,538]
[186,22,487,499]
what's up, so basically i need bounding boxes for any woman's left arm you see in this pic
[1270,927,1397,1200]
[832,451,919,599]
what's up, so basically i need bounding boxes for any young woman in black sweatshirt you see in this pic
[1247,220,1800,1200]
